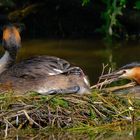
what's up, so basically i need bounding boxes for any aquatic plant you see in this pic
[82,0,140,40]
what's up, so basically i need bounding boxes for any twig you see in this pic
[0,105,34,118]
[104,82,136,92]
[22,110,43,129]
[91,63,114,89]
[4,118,16,138]
[4,119,8,138]
[97,64,109,83]
[91,105,106,118]
[18,120,28,130]
[91,78,118,89]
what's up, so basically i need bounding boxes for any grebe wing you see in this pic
[6,56,71,78]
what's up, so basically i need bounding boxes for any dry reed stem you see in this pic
[105,82,136,92]
[22,110,43,129]
[91,63,115,89]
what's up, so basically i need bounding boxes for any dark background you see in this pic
[0,0,140,40]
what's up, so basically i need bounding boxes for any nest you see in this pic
[0,90,140,138]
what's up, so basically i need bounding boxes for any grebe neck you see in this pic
[0,50,17,73]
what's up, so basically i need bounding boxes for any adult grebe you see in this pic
[0,25,90,94]
[100,62,140,84]
[100,63,140,97]
[0,25,21,73]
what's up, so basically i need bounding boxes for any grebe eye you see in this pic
[123,70,127,73]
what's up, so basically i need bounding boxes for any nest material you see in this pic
[0,91,140,136]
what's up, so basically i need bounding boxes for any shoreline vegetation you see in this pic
[0,88,140,138]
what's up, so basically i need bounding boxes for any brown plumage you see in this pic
[0,24,90,95]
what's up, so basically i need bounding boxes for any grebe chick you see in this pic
[0,25,90,94]
[0,25,21,73]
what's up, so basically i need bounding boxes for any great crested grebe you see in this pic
[0,25,21,73]
[100,62,140,84]
[0,24,90,94]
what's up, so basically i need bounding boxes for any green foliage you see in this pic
[81,0,127,41]
[120,0,126,7]
[82,0,140,41]
[101,0,126,41]
[82,0,90,6]
[89,107,96,119]
[135,1,140,10]
[51,98,69,108]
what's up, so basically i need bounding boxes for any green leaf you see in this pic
[120,0,126,6]
[82,0,90,6]
[135,1,140,9]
